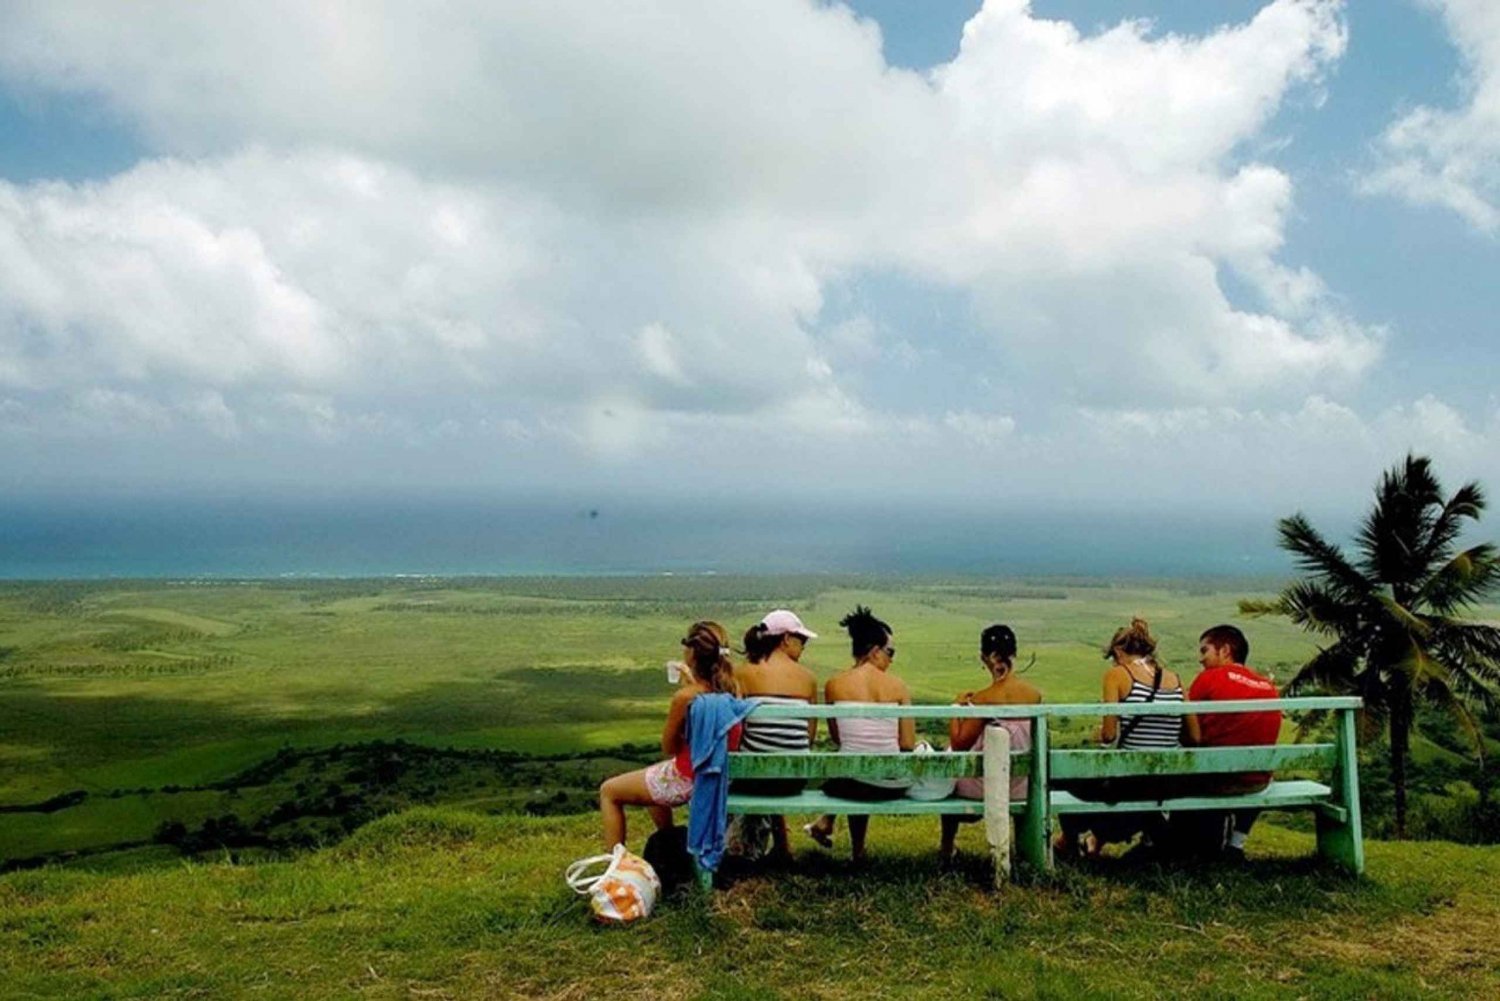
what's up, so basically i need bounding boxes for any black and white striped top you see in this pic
[741,696,811,754]
[1117,669,1185,749]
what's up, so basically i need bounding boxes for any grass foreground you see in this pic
[4,809,1498,1000]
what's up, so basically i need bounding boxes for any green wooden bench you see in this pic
[710,696,1363,887]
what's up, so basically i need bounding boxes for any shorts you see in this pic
[643,759,694,806]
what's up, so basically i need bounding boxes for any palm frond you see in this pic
[1421,481,1487,569]
[1282,581,1367,638]
[1285,642,1362,696]
[1277,513,1370,598]
[1238,598,1284,617]
[1418,543,1500,614]
[1376,594,1434,641]
[1359,455,1443,588]
[1431,621,1500,677]
[1436,656,1500,716]
[1419,675,1488,763]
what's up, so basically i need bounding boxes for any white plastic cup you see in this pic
[665,660,687,684]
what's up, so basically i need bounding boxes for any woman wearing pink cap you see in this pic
[735,609,820,861]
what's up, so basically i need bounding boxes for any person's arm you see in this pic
[825,678,841,748]
[660,688,694,757]
[896,680,916,751]
[1096,668,1126,745]
[1182,673,1208,746]
[805,673,819,746]
[949,692,979,749]
[950,692,986,750]
[1182,706,1202,746]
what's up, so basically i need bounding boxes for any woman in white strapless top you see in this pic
[803,605,913,863]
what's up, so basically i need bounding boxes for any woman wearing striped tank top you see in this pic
[1055,618,1200,858]
[732,610,820,862]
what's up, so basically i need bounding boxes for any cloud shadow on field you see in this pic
[0,666,666,800]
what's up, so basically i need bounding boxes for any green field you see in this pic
[0,576,1492,866]
[4,809,1499,999]
[3,576,1500,998]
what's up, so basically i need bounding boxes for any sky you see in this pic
[2,0,1499,519]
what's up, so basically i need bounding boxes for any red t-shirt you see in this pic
[1190,665,1281,784]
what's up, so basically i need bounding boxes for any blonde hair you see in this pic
[1104,617,1157,661]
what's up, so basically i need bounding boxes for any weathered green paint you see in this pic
[729,751,999,779]
[1017,714,1051,874]
[709,699,1365,887]
[1315,707,1365,875]
[1049,744,1335,780]
[1049,779,1334,814]
[745,697,1361,721]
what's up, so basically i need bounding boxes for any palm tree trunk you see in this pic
[1390,693,1412,839]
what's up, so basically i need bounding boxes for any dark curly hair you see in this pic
[742,622,779,664]
[839,604,892,660]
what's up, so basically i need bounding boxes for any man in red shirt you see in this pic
[1185,624,1282,858]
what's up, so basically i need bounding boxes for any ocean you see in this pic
[0,495,1309,580]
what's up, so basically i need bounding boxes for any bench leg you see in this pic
[982,724,1012,887]
[1316,708,1365,875]
[1016,716,1052,875]
[1315,808,1362,875]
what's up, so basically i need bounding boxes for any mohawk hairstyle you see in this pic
[839,604,892,659]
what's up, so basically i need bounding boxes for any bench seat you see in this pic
[725,790,1016,816]
[727,779,1339,821]
[1049,778,1339,819]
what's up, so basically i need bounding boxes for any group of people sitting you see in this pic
[597,606,1280,865]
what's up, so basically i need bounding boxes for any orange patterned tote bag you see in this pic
[566,843,661,924]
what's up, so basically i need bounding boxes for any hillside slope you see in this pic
[3,811,1498,1000]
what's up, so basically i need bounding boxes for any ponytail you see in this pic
[684,620,737,694]
[742,622,778,664]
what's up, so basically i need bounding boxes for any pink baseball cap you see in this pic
[761,609,817,640]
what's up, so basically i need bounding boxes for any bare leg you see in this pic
[648,804,674,832]
[599,768,660,850]
[848,815,871,862]
[940,816,962,862]
[769,815,792,861]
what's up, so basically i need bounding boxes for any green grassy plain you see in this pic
[3,576,1500,999]
[0,576,1491,864]
[4,808,1499,1000]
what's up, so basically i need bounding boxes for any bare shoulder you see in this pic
[884,674,913,701]
[1013,677,1044,703]
[825,671,851,701]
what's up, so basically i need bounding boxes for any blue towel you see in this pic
[686,693,759,873]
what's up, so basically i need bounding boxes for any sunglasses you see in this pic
[883,645,896,658]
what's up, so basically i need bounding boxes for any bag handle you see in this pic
[566,844,625,894]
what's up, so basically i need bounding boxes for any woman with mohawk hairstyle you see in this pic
[803,605,913,863]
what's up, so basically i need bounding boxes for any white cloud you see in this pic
[944,410,1017,445]
[1362,0,1500,233]
[0,0,1402,501]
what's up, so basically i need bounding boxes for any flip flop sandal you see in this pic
[802,822,833,849]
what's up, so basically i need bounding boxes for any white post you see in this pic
[982,723,1012,887]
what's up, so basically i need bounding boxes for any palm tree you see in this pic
[1243,455,1500,837]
